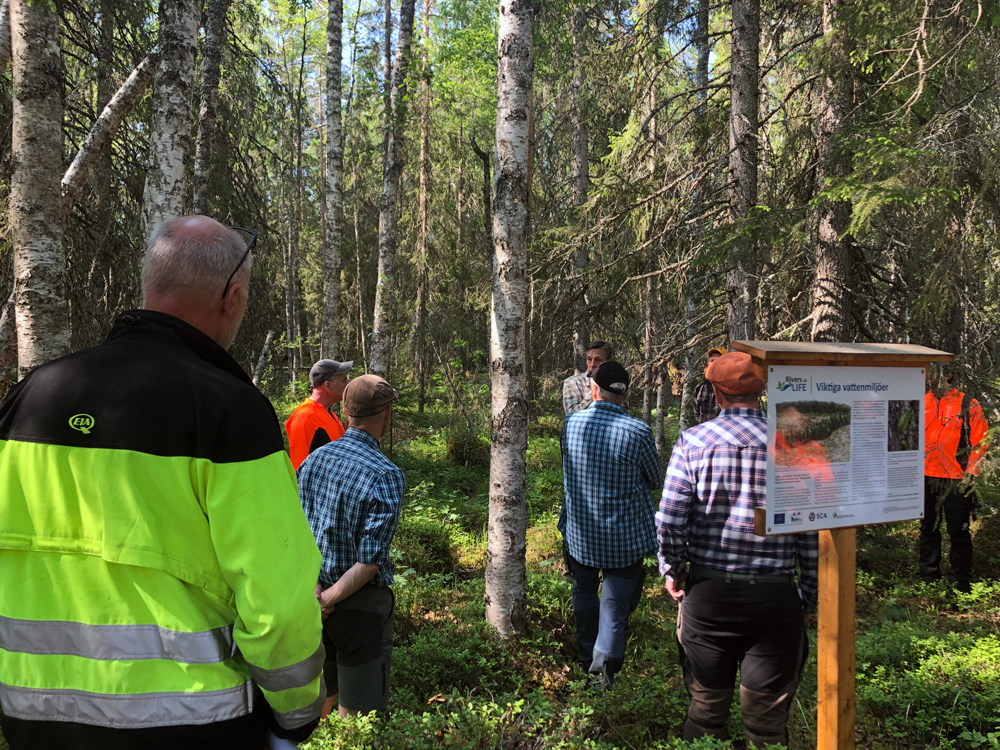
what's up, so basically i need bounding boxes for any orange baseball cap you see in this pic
[705,352,765,396]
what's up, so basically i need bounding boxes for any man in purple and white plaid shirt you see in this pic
[656,351,818,749]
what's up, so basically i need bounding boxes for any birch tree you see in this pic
[10,0,70,376]
[322,0,345,359]
[369,0,417,378]
[811,0,852,342]
[62,48,160,219]
[192,0,232,216]
[725,0,759,342]
[142,0,199,235]
[485,0,532,640]
[0,0,11,73]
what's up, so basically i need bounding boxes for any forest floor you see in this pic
[1,388,998,749]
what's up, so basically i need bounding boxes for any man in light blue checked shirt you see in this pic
[656,351,817,748]
[298,374,404,719]
[559,361,662,688]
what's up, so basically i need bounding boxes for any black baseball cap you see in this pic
[593,361,630,394]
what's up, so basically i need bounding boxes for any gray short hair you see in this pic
[597,385,627,404]
[141,220,251,303]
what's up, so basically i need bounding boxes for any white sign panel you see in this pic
[765,365,925,534]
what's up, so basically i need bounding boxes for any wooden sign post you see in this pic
[731,341,954,750]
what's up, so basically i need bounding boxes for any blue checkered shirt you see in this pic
[559,401,662,568]
[656,407,819,610]
[297,427,405,588]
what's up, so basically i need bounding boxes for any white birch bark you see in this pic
[252,330,276,388]
[62,47,160,220]
[192,0,232,216]
[142,0,199,236]
[11,0,69,376]
[322,0,344,359]
[0,292,15,393]
[725,0,759,342]
[485,0,532,640]
[0,0,11,73]
[369,0,417,378]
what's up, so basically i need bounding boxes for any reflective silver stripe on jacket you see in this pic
[272,680,327,730]
[0,681,254,728]
[249,641,325,693]
[0,615,235,664]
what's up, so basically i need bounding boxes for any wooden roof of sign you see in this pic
[731,341,953,365]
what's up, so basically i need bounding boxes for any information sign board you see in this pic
[764,365,925,535]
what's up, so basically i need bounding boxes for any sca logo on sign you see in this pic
[69,414,95,435]
[776,376,808,393]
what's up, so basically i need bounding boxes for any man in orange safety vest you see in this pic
[921,372,989,593]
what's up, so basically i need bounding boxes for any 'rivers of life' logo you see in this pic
[776,376,809,393]
[69,414,95,435]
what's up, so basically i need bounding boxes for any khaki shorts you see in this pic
[322,585,394,712]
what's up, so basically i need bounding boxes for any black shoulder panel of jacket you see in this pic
[0,311,283,463]
[308,427,332,454]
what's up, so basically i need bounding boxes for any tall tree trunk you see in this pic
[655,366,672,457]
[0,292,15,395]
[570,6,589,374]
[724,0,759,342]
[811,0,852,342]
[353,163,367,366]
[192,0,231,216]
[280,184,296,384]
[87,0,114,330]
[414,0,431,412]
[369,0,417,378]
[295,19,309,368]
[142,0,199,235]
[486,0,532,640]
[252,330,275,388]
[680,0,711,429]
[11,0,69,376]
[0,0,11,73]
[643,274,656,424]
[456,130,465,256]
[323,0,344,359]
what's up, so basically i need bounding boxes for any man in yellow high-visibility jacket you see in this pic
[0,217,325,749]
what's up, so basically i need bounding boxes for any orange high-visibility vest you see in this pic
[285,399,346,470]
[924,388,988,479]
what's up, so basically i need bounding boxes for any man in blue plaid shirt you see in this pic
[656,352,818,748]
[298,374,404,719]
[560,361,662,688]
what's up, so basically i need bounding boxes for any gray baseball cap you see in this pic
[309,359,354,386]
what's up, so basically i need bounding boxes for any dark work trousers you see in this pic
[677,576,807,749]
[565,550,646,678]
[920,476,975,590]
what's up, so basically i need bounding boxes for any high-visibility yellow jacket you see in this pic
[0,311,325,736]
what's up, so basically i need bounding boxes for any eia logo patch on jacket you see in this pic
[68,414,95,434]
